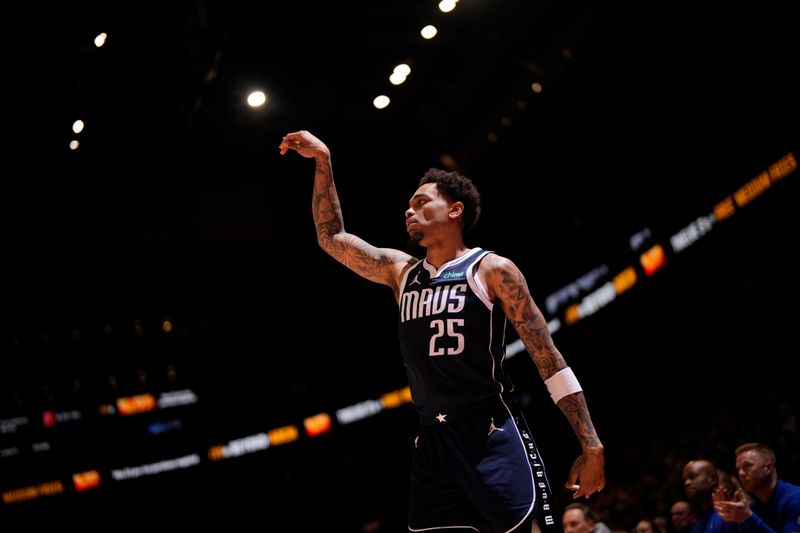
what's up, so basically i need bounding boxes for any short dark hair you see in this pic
[419,168,481,234]
[735,442,776,464]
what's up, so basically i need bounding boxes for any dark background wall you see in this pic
[1,0,798,529]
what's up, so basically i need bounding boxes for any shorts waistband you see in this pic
[417,395,515,426]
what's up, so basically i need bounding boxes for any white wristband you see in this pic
[545,367,582,404]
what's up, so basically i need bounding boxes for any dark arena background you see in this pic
[2,1,798,530]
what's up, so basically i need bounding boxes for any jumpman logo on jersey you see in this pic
[487,417,504,436]
[409,271,422,286]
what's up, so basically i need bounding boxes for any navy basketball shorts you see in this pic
[408,396,555,532]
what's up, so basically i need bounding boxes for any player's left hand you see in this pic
[566,445,605,499]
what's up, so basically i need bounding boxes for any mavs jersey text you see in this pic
[398,247,512,418]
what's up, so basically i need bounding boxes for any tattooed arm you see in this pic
[481,253,606,499]
[279,130,416,296]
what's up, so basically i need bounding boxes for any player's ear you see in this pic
[449,201,464,220]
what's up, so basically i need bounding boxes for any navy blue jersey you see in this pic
[397,248,514,418]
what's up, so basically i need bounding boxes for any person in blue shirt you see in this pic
[713,442,800,533]
[682,459,739,533]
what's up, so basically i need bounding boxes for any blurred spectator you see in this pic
[563,502,613,533]
[670,500,699,533]
[682,459,737,533]
[653,515,670,533]
[634,518,664,533]
[713,442,800,533]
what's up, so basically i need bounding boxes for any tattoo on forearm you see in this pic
[310,159,413,285]
[493,258,601,450]
[558,393,601,448]
[312,160,343,249]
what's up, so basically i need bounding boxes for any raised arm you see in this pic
[481,253,605,499]
[279,130,416,294]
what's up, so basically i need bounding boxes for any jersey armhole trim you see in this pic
[468,251,493,310]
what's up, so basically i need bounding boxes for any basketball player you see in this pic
[279,130,605,532]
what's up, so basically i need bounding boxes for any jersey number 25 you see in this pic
[429,318,465,356]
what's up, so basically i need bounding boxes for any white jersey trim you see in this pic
[423,247,482,278]
[467,250,493,310]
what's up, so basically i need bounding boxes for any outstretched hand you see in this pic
[565,447,605,499]
[279,130,330,158]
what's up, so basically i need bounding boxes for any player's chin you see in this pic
[406,232,425,251]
